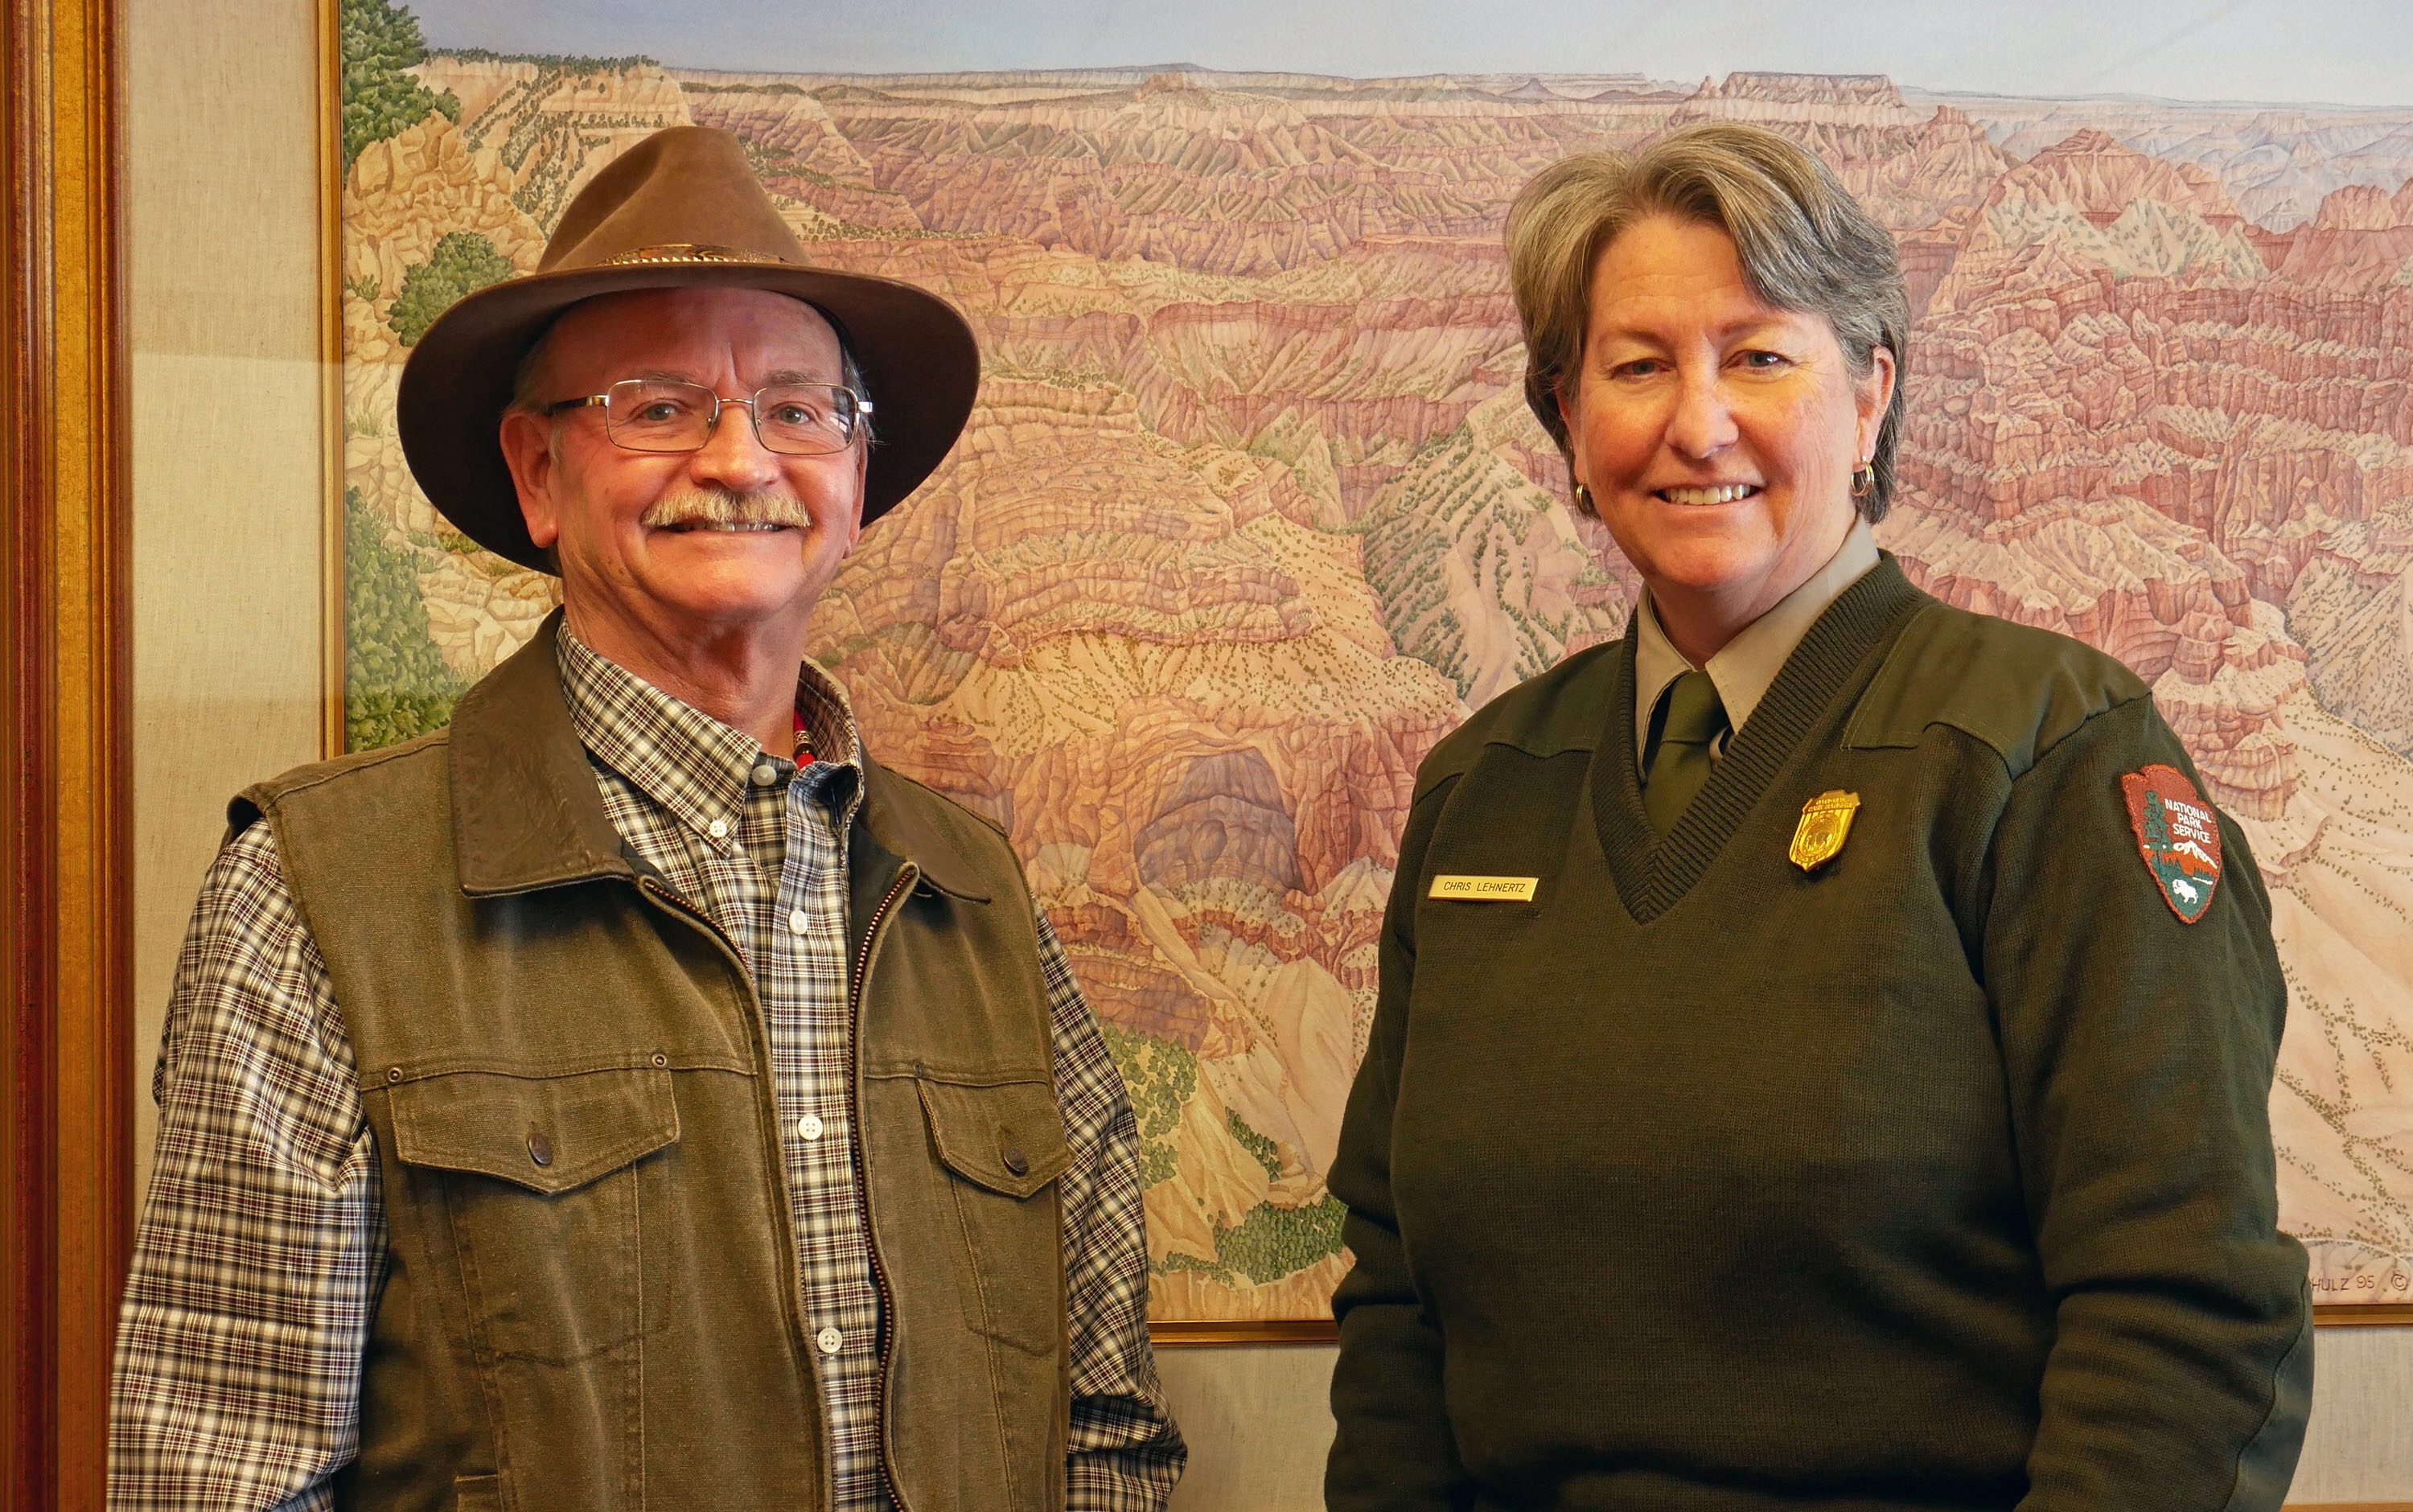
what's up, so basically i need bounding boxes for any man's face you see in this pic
[500,286,869,647]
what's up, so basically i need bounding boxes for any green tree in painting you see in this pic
[1211,1196,1347,1285]
[1102,1024,1193,1188]
[385,231,513,347]
[340,0,462,167]
[345,488,466,750]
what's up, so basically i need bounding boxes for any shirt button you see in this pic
[751,762,779,786]
[797,1113,824,1142]
[816,1326,843,1355]
[787,909,808,935]
[707,818,729,839]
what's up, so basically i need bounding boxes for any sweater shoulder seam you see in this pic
[1412,642,1622,799]
[2008,685,2159,782]
[1844,601,2149,778]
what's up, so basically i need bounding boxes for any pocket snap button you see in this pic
[386,1066,403,1083]
[650,1051,668,1068]
[528,1132,554,1167]
[1001,1145,1030,1177]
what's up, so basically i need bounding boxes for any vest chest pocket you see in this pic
[388,1066,679,1365]
[918,1077,1074,1357]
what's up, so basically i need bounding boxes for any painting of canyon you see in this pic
[337,3,2413,1319]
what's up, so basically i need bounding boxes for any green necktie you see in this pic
[1643,670,1729,836]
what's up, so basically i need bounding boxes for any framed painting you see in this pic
[328,0,2413,1334]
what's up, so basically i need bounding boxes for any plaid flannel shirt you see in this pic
[109,627,1182,1510]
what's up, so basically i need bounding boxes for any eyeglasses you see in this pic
[545,378,873,456]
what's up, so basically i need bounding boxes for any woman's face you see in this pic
[1560,215,1894,638]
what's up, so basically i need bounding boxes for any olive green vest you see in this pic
[235,619,1073,1512]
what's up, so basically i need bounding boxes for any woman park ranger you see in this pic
[1325,121,2312,1511]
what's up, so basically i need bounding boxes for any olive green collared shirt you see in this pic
[1634,516,1881,770]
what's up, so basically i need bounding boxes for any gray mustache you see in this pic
[639,488,812,529]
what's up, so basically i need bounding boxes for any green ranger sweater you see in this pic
[1325,557,2312,1512]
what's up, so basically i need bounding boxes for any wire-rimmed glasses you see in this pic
[545,378,873,456]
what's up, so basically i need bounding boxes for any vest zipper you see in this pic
[632,873,840,1506]
[849,862,917,1512]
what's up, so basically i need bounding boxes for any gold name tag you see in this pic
[1428,874,1539,902]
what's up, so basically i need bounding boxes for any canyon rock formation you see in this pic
[348,55,2413,1315]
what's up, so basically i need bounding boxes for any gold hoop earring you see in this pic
[1572,482,1593,515]
[1850,463,1877,499]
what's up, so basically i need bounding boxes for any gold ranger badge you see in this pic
[1788,791,1861,873]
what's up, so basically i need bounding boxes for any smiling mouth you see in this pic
[1655,484,1761,505]
[660,520,794,533]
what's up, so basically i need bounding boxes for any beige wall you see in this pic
[126,0,326,1189]
[122,2,2412,1505]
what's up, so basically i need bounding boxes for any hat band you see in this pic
[600,242,790,267]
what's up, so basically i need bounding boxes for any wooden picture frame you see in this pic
[0,6,2407,1508]
[316,0,346,759]
[308,12,2413,1345]
[2321,1304,2413,1326]
[2,0,132,1502]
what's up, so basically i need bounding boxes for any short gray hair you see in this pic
[1507,121,1909,522]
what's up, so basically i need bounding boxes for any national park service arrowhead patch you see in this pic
[2121,764,2222,923]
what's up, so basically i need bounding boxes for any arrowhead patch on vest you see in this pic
[2121,764,2222,923]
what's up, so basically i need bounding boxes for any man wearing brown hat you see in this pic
[109,128,1184,1510]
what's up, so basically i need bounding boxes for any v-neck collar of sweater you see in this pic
[1632,517,1882,770]
[1591,553,1925,922]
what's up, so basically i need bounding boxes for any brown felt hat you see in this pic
[397,125,980,573]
